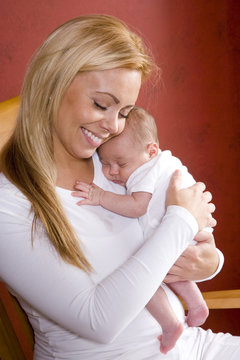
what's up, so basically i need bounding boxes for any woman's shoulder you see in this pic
[0,172,29,206]
[0,172,16,191]
[0,172,20,191]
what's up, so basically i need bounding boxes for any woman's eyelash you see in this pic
[119,113,128,119]
[94,101,128,118]
[94,101,107,110]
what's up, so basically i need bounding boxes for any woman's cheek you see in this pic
[116,118,126,136]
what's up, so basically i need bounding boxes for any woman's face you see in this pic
[53,68,141,161]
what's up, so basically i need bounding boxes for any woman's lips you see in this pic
[81,127,102,146]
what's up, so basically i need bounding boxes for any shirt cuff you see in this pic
[167,206,224,283]
[196,248,224,282]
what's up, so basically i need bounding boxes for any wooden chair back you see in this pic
[0,96,19,149]
[0,96,34,359]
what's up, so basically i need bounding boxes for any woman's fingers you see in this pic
[208,213,217,227]
[202,191,212,203]
[204,192,217,226]
[168,169,182,191]
[166,171,217,230]
[208,202,216,213]
[194,181,206,192]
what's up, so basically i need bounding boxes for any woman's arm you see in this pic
[0,206,196,344]
[0,172,212,344]
[164,232,221,283]
[165,169,220,283]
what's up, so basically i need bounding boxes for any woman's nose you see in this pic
[101,111,119,134]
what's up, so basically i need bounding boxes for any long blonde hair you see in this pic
[1,14,156,271]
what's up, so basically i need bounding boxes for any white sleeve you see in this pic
[196,248,224,282]
[0,194,197,344]
[170,157,224,282]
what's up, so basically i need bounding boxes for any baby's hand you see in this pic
[71,182,104,206]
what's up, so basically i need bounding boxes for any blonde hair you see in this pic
[126,106,159,149]
[1,14,156,272]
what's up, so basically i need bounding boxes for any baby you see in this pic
[72,107,211,354]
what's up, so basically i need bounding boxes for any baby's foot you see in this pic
[158,322,184,354]
[186,301,209,327]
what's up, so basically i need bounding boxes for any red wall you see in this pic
[1,0,239,334]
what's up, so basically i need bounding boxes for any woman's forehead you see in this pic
[74,69,141,104]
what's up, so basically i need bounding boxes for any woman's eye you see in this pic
[119,112,129,119]
[94,101,107,111]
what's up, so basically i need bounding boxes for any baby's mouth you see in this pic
[112,179,125,186]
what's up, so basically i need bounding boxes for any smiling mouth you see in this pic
[81,127,102,146]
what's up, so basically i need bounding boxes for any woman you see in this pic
[0,15,238,359]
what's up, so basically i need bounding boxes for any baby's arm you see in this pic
[72,181,152,218]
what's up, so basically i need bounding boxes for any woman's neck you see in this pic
[55,156,94,190]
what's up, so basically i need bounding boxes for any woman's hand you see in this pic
[166,170,217,230]
[164,231,219,283]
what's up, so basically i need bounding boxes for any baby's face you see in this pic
[98,133,149,186]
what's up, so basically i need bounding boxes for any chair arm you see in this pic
[181,289,240,310]
[202,289,240,309]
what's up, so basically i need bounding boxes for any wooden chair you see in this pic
[0,282,34,360]
[0,96,19,149]
[0,96,239,359]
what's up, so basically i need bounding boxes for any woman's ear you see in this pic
[147,143,159,159]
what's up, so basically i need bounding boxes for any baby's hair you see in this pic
[126,106,159,148]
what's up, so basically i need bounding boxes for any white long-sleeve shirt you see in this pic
[0,152,222,359]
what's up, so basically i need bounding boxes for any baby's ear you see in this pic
[147,143,159,159]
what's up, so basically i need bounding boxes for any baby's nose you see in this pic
[109,165,119,175]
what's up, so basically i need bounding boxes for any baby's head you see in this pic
[98,106,159,186]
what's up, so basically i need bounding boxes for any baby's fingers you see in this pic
[76,199,91,206]
[75,182,91,192]
[72,182,91,199]
[71,190,89,199]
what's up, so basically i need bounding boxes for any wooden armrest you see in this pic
[181,289,240,310]
[202,289,240,309]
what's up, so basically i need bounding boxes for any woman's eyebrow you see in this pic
[96,91,119,104]
[96,92,134,109]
